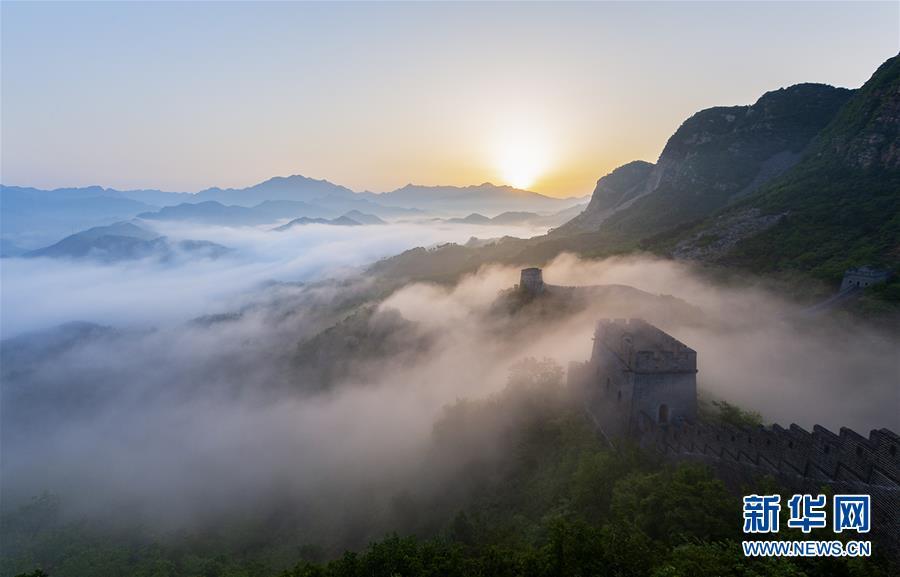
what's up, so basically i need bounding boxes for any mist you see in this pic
[0,219,547,338]
[1,239,898,549]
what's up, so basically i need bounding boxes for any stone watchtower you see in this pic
[840,266,891,291]
[567,319,900,557]
[569,319,697,436]
[519,267,545,295]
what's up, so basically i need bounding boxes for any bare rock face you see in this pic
[582,161,655,213]
[815,56,900,170]
[670,55,900,275]
[672,208,787,262]
[553,83,852,240]
[556,161,654,234]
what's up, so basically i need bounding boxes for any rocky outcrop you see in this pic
[672,208,787,262]
[554,84,853,241]
[678,55,900,274]
[557,161,654,234]
[809,55,900,170]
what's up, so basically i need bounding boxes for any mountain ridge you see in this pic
[669,54,900,280]
[25,221,230,262]
[2,178,579,246]
[554,82,854,239]
[367,54,900,313]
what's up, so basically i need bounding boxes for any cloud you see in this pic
[1,247,897,548]
[0,220,547,338]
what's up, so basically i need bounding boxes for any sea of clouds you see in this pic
[1,222,897,547]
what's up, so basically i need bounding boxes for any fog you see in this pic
[0,219,547,337]
[1,228,898,547]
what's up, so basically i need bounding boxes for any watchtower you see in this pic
[569,319,697,435]
[840,266,890,291]
[519,267,545,295]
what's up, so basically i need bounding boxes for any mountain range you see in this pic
[5,53,897,309]
[670,55,900,281]
[371,54,900,307]
[554,82,854,241]
[442,203,587,228]
[359,183,584,214]
[1,178,585,249]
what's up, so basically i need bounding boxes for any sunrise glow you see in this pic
[495,134,550,190]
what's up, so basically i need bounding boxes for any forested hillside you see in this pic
[5,361,893,577]
[675,55,900,283]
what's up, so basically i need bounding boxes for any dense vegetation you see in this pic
[4,360,893,577]
[588,84,853,247]
[640,56,899,305]
[720,56,900,284]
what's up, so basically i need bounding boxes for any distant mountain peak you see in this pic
[261,174,323,185]
[342,210,386,225]
[372,182,584,214]
[23,221,229,262]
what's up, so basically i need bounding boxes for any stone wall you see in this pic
[594,318,697,374]
[570,317,900,556]
[570,318,698,435]
[519,267,545,295]
[632,413,900,555]
[840,266,891,291]
[633,415,899,489]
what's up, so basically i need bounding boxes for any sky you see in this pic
[2,1,898,197]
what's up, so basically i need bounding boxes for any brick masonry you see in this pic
[568,318,900,556]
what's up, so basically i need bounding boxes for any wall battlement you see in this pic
[570,319,900,488]
[633,413,900,555]
[634,414,900,488]
[569,318,899,555]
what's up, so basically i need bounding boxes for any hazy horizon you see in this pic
[0,172,593,198]
[2,1,897,197]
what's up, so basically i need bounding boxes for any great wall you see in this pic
[515,268,900,553]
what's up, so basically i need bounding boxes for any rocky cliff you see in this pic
[674,54,900,279]
[555,83,853,238]
[557,161,654,233]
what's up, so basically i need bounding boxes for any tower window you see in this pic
[658,404,669,424]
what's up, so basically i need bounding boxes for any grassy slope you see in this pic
[720,56,900,281]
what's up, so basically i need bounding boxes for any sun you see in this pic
[495,135,549,190]
[499,156,539,189]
